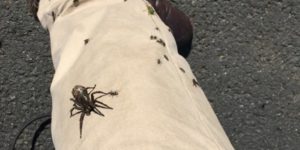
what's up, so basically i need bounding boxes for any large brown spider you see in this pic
[70,84,118,138]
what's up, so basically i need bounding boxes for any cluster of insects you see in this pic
[145,3,199,88]
[156,39,166,47]
[133,1,199,88]
[70,84,118,138]
[150,35,166,47]
[150,35,157,40]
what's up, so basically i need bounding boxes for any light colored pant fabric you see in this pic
[37,0,234,149]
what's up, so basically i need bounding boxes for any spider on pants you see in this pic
[70,84,118,138]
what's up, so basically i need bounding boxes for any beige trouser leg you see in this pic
[37,0,234,149]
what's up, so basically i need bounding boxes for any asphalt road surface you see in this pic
[0,0,299,149]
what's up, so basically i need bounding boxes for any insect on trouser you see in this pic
[37,0,235,149]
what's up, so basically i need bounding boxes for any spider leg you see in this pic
[73,103,81,108]
[87,84,96,95]
[73,102,86,109]
[94,91,118,101]
[71,110,82,118]
[79,113,85,138]
[94,94,108,100]
[92,108,105,116]
[70,98,75,102]
[71,98,84,107]
[91,91,107,102]
[95,101,113,109]
[95,103,113,109]
[72,98,85,107]
[70,103,83,116]
[70,107,75,117]
[92,90,106,94]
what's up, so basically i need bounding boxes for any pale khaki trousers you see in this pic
[37,0,234,149]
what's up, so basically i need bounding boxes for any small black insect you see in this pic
[84,39,89,45]
[70,85,118,138]
[147,5,155,15]
[73,0,80,7]
[150,35,157,40]
[164,55,169,61]
[157,59,161,64]
[192,79,199,87]
[51,11,56,22]
[179,67,185,73]
[156,39,166,47]
[155,27,159,31]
